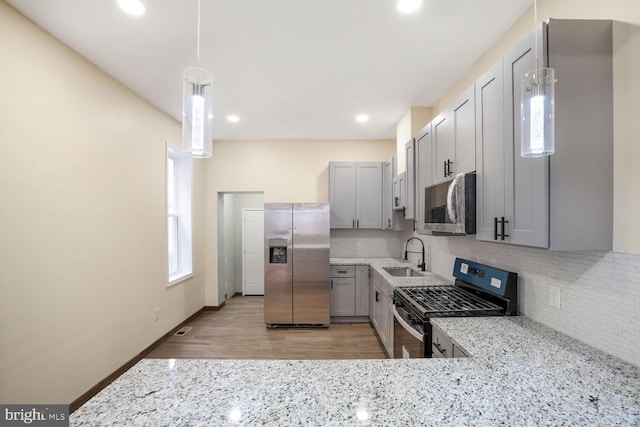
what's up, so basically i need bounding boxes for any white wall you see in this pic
[0,2,205,404]
[204,139,396,305]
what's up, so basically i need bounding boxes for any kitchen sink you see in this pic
[382,267,424,277]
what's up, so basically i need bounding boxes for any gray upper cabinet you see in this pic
[476,19,613,250]
[452,86,476,175]
[329,162,383,229]
[475,61,506,243]
[415,123,432,234]
[432,112,454,185]
[503,31,549,247]
[404,138,416,220]
[329,162,356,229]
[382,157,396,230]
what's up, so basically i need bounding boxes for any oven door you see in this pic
[392,306,425,358]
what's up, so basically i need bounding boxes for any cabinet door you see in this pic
[432,111,454,184]
[330,277,356,316]
[392,176,401,210]
[371,279,387,346]
[452,85,476,175]
[504,32,549,248]
[398,172,406,210]
[404,139,415,220]
[475,61,506,242]
[415,124,432,233]
[329,162,356,228]
[355,162,383,229]
[355,266,370,316]
[384,292,394,358]
[382,157,395,230]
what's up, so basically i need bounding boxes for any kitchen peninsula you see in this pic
[70,315,640,425]
[71,258,640,425]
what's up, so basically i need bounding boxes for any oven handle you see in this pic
[392,306,424,343]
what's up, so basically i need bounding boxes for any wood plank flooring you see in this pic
[147,296,388,360]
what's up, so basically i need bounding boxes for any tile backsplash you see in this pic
[330,229,413,258]
[428,234,640,367]
[330,229,639,367]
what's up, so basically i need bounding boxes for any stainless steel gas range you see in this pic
[392,258,518,358]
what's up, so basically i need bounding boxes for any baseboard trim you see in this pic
[69,305,219,413]
[203,301,225,311]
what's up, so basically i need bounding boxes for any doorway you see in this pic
[217,192,264,301]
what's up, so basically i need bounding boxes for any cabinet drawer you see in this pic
[431,326,454,358]
[330,265,355,278]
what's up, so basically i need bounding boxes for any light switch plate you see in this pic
[549,285,562,309]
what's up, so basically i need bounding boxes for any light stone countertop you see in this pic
[70,316,640,426]
[331,257,454,287]
[70,258,640,425]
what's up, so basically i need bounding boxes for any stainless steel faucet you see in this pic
[404,237,426,271]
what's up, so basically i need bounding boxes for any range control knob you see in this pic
[408,313,420,325]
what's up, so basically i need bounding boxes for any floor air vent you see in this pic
[174,326,192,336]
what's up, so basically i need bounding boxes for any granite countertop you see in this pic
[331,257,453,287]
[70,316,640,426]
[69,260,640,425]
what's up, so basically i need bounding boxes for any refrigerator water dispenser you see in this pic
[268,239,287,264]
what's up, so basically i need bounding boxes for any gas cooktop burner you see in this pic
[398,285,503,316]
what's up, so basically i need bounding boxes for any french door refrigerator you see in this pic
[264,203,330,327]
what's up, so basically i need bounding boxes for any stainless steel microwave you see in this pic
[423,172,476,235]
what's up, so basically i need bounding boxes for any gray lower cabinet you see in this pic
[330,265,369,318]
[432,324,467,359]
[371,270,393,358]
[476,19,613,250]
[355,266,370,316]
[330,277,355,316]
[329,162,383,229]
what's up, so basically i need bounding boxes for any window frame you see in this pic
[167,145,193,286]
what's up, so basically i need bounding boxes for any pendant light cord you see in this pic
[196,0,201,65]
[533,0,539,69]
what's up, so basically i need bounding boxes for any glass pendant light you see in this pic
[182,0,213,158]
[520,0,555,157]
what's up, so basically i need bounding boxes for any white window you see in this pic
[167,147,193,285]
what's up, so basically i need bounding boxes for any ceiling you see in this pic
[7,0,533,140]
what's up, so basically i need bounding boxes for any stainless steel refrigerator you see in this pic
[264,203,330,327]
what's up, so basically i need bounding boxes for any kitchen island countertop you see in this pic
[71,316,640,425]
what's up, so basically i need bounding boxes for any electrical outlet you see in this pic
[549,285,562,309]
[356,241,362,250]
[154,308,160,321]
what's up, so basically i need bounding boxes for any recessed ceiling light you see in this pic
[227,115,240,123]
[397,0,422,14]
[356,114,369,123]
[118,0,145,16]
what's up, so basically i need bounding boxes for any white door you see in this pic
[242,209,264,295]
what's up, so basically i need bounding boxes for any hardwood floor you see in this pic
[147,296,388,360]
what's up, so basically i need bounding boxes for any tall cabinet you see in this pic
[476,19,613,250]
[329,162,383,229]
